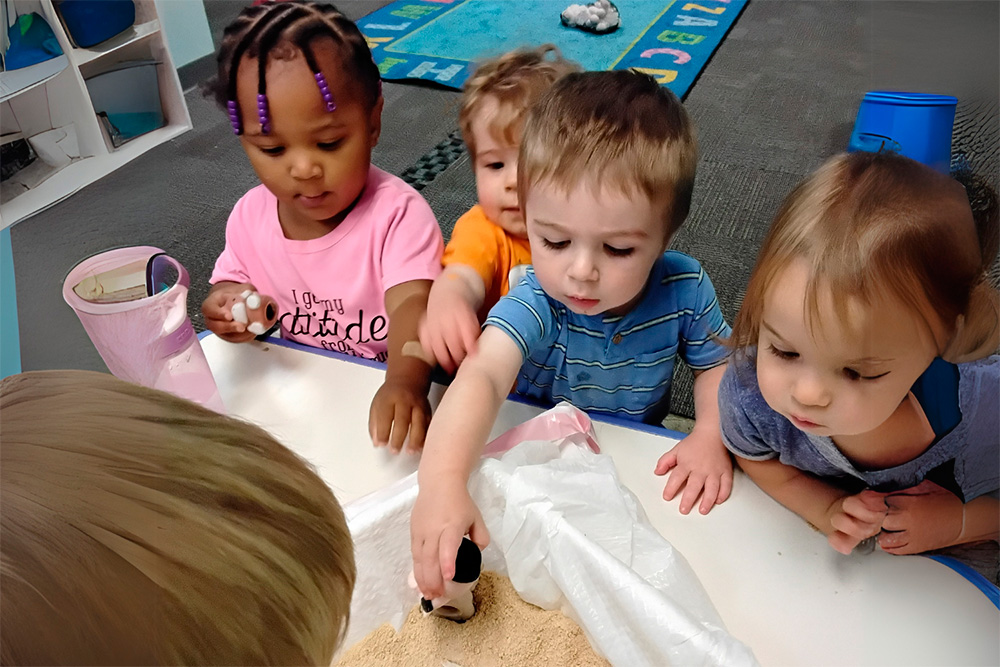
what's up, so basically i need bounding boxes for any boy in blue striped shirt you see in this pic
[412,71,732,598]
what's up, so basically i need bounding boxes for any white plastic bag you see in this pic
[342,403,757,666]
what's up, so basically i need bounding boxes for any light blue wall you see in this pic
[155,0,213,69]
[1,226,21,378]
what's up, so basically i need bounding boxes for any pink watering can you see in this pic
[63,246,225,412]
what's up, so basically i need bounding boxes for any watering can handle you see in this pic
[145,252,190,295]
[146,253,196,359]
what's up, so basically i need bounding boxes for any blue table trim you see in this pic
[923,555,1000,609]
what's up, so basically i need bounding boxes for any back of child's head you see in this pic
[0,370,354,665]
[731,151,999,361]
[205,0,381,127]
[518,69,697,239]
[458,45,580,158]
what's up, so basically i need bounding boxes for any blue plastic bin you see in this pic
[55,0,135,48]
[847,91,957,173]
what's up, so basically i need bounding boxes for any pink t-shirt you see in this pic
[211,165,443,361]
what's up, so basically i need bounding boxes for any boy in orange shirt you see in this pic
[419,46,579,373]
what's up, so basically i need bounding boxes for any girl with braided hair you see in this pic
[202,1,443,453]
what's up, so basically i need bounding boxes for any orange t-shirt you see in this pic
[442,205,532,321]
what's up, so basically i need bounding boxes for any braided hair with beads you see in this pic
[205,0,382,136]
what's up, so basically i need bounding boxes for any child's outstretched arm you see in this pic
[878,480,1000,554]
[419,265,487,374]
[370,280,434,453]
[655,364,734,515]
[737,456,888,553]
[410,326,522,599]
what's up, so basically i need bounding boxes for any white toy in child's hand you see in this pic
[409,537,482,623]
[231,301,249,324]
[229,290,277,336]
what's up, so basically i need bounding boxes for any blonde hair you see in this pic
[0,370,354,666]
[459,44,580,158]
[731,151,1000,362]
[518,69,698,239]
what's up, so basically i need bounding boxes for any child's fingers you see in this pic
[417,319,437,364]
[880,504,917,533]
[202,297,234,323]
[387,401,410,453]
[829,511,880,540]
[716,472,734,506]
[203,303,233,321]
[858,489,890,511]
[205,314,248,336]
[438,529,464,583]
[205,288,232,309]
[678,472,707,515]
[416,536,446,600]
[468,513,490,550]
[654,451,677,476]
[421,315,458,373]
[698,476,721,515]
[827,531,859,555]
[369,400,391,448]
[429,332,457,374]
[842,493,888,524]
[877,530,910,553]
[443,331,469,370]
[457,312,479,357]
[660,467,688,502]
[406,405,428,453]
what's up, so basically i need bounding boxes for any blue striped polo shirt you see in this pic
[485,251,731,424]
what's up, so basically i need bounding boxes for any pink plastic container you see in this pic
[63,246,225,412]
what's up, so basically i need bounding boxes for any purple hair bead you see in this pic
[314,71,336,112]
[227,100,241,135]
[257,93,271,134]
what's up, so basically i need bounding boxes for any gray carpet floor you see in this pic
[9,0,999,422]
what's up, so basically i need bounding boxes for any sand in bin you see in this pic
[336,571,610,667]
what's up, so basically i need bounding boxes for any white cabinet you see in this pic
[0,0,191,228]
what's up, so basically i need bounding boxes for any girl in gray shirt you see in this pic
[720,152,998,558]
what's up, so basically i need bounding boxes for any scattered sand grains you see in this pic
[335,571,610,667]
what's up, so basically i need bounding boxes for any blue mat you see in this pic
[360,0,747,98]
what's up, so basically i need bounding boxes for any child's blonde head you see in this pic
[731,151,999,361]
[459,45,580,158]
[518,69,698,239]
[0,370,354,666]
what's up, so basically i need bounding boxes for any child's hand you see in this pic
[826,490,888,554]
[410,482,489,600]
[877,480,963,554]
[369,377,431,453]
[655,428,733,515]
[419,289,481,374]
[202,282,260,343]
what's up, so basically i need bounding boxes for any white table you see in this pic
[201,334,999,667]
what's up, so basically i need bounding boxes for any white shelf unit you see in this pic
[0,0,191,228]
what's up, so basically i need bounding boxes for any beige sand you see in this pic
[336,571,610,667]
